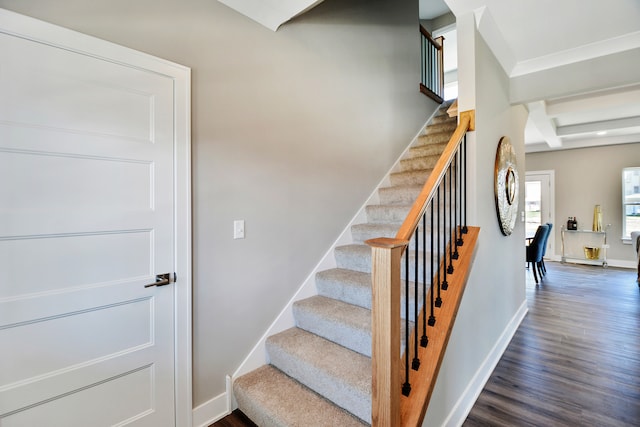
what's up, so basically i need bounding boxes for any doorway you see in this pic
[525,171,555,258]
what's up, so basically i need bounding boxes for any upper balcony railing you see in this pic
[420,25,445,104]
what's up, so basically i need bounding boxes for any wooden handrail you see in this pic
[419,25,442,50]
[396,110,475,243]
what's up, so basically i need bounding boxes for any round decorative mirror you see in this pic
[494,136,519,236]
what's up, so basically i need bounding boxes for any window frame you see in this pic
[622,166,640,242]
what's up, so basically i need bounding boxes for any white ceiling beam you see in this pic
[526,101,562,148]
[526,133,640,153]
[510,30,640,77]
[546,85,640,117]
[556,116,640,137]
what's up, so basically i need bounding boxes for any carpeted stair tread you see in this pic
[234,365,368,427]
[293,295,371,356]
[378,184,424,205]
[266,327,372,423]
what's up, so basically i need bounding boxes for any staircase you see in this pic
[233,101,457,426]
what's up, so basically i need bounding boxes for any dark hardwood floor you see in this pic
[211,409,257,427]
[213,262,640,426]
[465,261,640,426]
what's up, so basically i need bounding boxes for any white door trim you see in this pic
[0,9,193,426]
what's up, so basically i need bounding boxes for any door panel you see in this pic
[0,26,175,426]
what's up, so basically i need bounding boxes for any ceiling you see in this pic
[223,0,640,153]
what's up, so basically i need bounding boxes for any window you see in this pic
[622,167,640,240]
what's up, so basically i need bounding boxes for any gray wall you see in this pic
[526,143,640,262]
[0,0,438,406]
[423,13,528,425]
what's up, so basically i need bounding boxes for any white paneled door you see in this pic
[0,14,188,426]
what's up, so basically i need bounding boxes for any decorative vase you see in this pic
[592,205,602,232]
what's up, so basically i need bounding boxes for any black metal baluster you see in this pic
[412,228,420,371]
[435,185,442,307]
[447,165,454,274]
[457,148,464,247]
[442,173,449,291]
[428,201,436,328]
[462,135,468,234]
[420,212,433,347]
[453,150,460,256]
[402,249,411,396]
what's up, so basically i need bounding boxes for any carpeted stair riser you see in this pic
[431,114,455,125]
[365,204,412,223]
[234,101,458,426]
[315,268,372,309]
[233,365,368,427]
[350,222,448,243]
[410,141,449,157]
[334,244,434,279]
[423,121,457,134]
[315,268,427,315]
[399,154,441,172]
[292,296,417,358]
[378,184,424,205]
[351,223,400,242]
[366,201,453,224]
[390,169,433,186]
[293,296,372,356]
[265,328,372,423]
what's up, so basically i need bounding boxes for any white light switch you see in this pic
[234,220,245,239]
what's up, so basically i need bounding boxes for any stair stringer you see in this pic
[229,107,447,402]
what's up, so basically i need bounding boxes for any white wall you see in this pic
[527,143,640,263]
[423,12,528,426]
[0,0,438,407]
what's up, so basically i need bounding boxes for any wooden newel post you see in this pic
[366,237,408,427]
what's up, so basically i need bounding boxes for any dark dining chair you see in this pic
[538,222,553,276]
[526,224,549,284]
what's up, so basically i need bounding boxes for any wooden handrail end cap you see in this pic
[365,237,409,249]
[460,109,475,131]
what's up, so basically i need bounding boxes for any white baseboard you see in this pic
[441,300,528,427]
[192,391,229,427]
[230,111,441,383]
[547,255,636,269]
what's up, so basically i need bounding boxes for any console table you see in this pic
[561,226,608,267]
